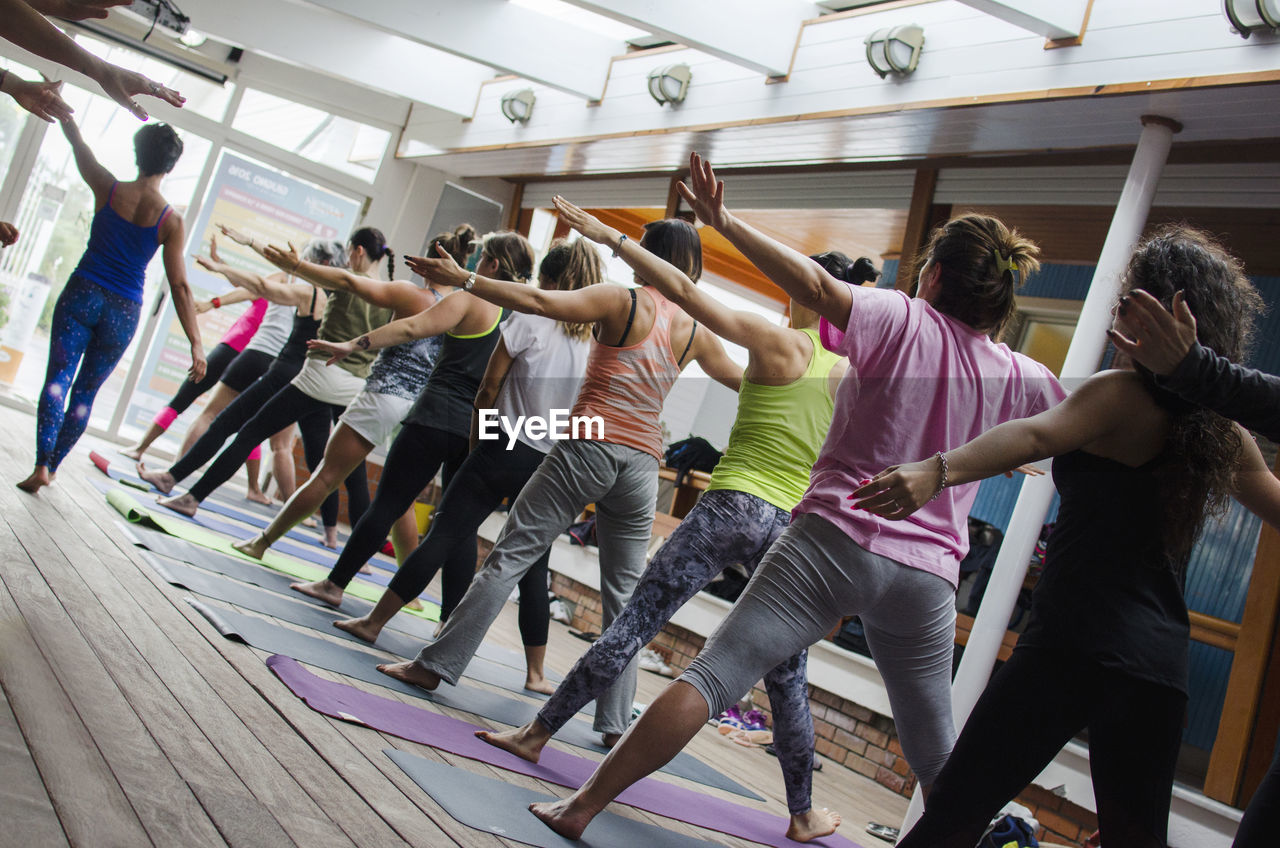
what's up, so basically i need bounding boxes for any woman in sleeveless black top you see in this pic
[856,227,1280,848]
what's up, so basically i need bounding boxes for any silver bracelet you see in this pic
[929,451,949,501]
[612,233,628,257]
[464,270,477,291]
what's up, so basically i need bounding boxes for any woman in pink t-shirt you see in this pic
[530,153,1066,843]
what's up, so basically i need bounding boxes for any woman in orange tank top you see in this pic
[378,216,742,742]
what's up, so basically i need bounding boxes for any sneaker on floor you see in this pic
[548,598,571,624]
[741,708,770,731]
[715,704,747,734]
[638,648,675,677]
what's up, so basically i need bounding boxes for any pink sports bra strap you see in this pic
[155,205,172,230]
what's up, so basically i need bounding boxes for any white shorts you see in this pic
[291,357,366,407]
[339,389,412,447]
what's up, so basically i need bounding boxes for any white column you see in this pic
[901,114,1182,831]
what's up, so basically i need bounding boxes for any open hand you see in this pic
[1107,289,1197,376]
[7,76,74,122]
[216,223,253,249]
[405,244,468,287]
[552,195,615,244]
[36,0,132,21]
[676,152,730,230]
[307,338,355,366]
[263,242,301,274]
[848,458,943,519]
[91,60,185,120]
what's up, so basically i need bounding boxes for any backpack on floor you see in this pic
[979,814,1039,848]
[663,436,722,486]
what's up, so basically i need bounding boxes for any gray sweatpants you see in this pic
[680,512,959,786]
[413,438,658,735]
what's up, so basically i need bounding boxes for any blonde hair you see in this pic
[480,231,534,283]
[539,238,604,341]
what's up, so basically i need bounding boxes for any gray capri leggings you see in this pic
[413,438,658,735]
[680,512,959,786]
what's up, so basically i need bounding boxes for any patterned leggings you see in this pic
[534,488,817,815]
[36,276,140,470]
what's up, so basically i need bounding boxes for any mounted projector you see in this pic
[118,0,191,37]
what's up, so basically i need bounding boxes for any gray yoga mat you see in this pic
[142,550,561,699]
[189,600,759,800]
[386,748,718,848]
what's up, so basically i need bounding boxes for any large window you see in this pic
[232,89,390,181]
[75,34,234,122]
[0,59,39,180]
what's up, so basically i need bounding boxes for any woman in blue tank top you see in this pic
[18,116,204,494]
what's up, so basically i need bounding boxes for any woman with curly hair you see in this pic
[855,226,1280,848]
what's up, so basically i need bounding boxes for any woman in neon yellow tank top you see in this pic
[480,197,862,844]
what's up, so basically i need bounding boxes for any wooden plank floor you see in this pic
[0,402,907,847]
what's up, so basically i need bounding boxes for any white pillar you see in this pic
[901,114,1182,831]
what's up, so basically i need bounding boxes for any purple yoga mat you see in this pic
[267,655,863,848]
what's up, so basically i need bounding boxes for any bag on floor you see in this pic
[978,813,1039,848]
[664,436,722,485]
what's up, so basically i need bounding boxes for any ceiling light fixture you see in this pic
[500,88,536,124]
[647,63,691,106]
[864,24,925,79]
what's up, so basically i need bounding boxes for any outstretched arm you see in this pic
[0,71,73,122]
[308,289,471,365]
[852,371,1137,518]
[25,0,131,20]
[194,256,311,309]
[194,285,253,314]
[262,240,410,311]
[552,195,788,353]
[678,152,853,327]
[405,246,629,326]
[161,215,206,382]
[1231,425,1280,531]
[58,114,113,198]
[689,327,743,392]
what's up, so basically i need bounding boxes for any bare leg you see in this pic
[245,455,271,504]
[391,506,419,565]
[236,424,371,558]
[17,465,53,494]
[269,427,298,501]
[530,680,709,839]
[122,421,165,461]
[179,382,238,457]
[289,578,345,607]
[333,588,408,642]
[523,644,556,695]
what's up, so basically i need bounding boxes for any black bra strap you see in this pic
[615,288,638,347]
[677,320,698,366]
[308,285,319,314]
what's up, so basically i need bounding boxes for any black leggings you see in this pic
[328,423,470,595]
[387,438,552,647]
[164,342,238,416]
[1234,739,1280,847]
[169,367,369,528]
[897,643,1186,848]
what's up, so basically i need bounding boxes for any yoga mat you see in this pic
[385,748,718,848]
[269,656,846,845]
[143,552,554,697]
[109,492,438,620]
[194,603,752,799]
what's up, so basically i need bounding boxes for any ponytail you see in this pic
[540,237,604,341]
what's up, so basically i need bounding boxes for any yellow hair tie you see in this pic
[994,250,1018,281]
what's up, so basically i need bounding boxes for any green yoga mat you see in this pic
[106,487,439,622]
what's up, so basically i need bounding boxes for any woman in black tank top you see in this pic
[858,227,1280,848]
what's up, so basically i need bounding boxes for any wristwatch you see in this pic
[464,270,477,291]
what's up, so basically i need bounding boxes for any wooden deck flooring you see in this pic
[0,402,906,847]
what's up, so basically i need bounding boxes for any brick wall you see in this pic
[549,572,1100,846]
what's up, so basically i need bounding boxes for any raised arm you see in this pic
[194,255,312,309]
[678,153,853,327]
[307,289,472,365]
[58,114,113,199]
[1231,425,1280,530]
[0,71,73,122]
[552,195,788,353]
[160,214,206,382]
[852,371,1139,517]
[405,247,630,326]
[688,326,743,392]
[24,1,132,20]
[0,0,183,119]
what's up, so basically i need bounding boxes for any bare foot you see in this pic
[405,597,425,612]
[529,796,598,841]
[156,492,199,517]
[476,721,552,763]
[323,526,338,549]
[333,615,381,643]
[136,463,176,495]
[524,674,556,696]
[359,563,373,574]
[601,732,622,748]
[787,807,842,843]
[16,467,52,494]
[232,535,270,560]
[377,660,440,691]
[289,579,345,608]
[245,488,273,506]
[302,516,318,528]
[121,445,145,461]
